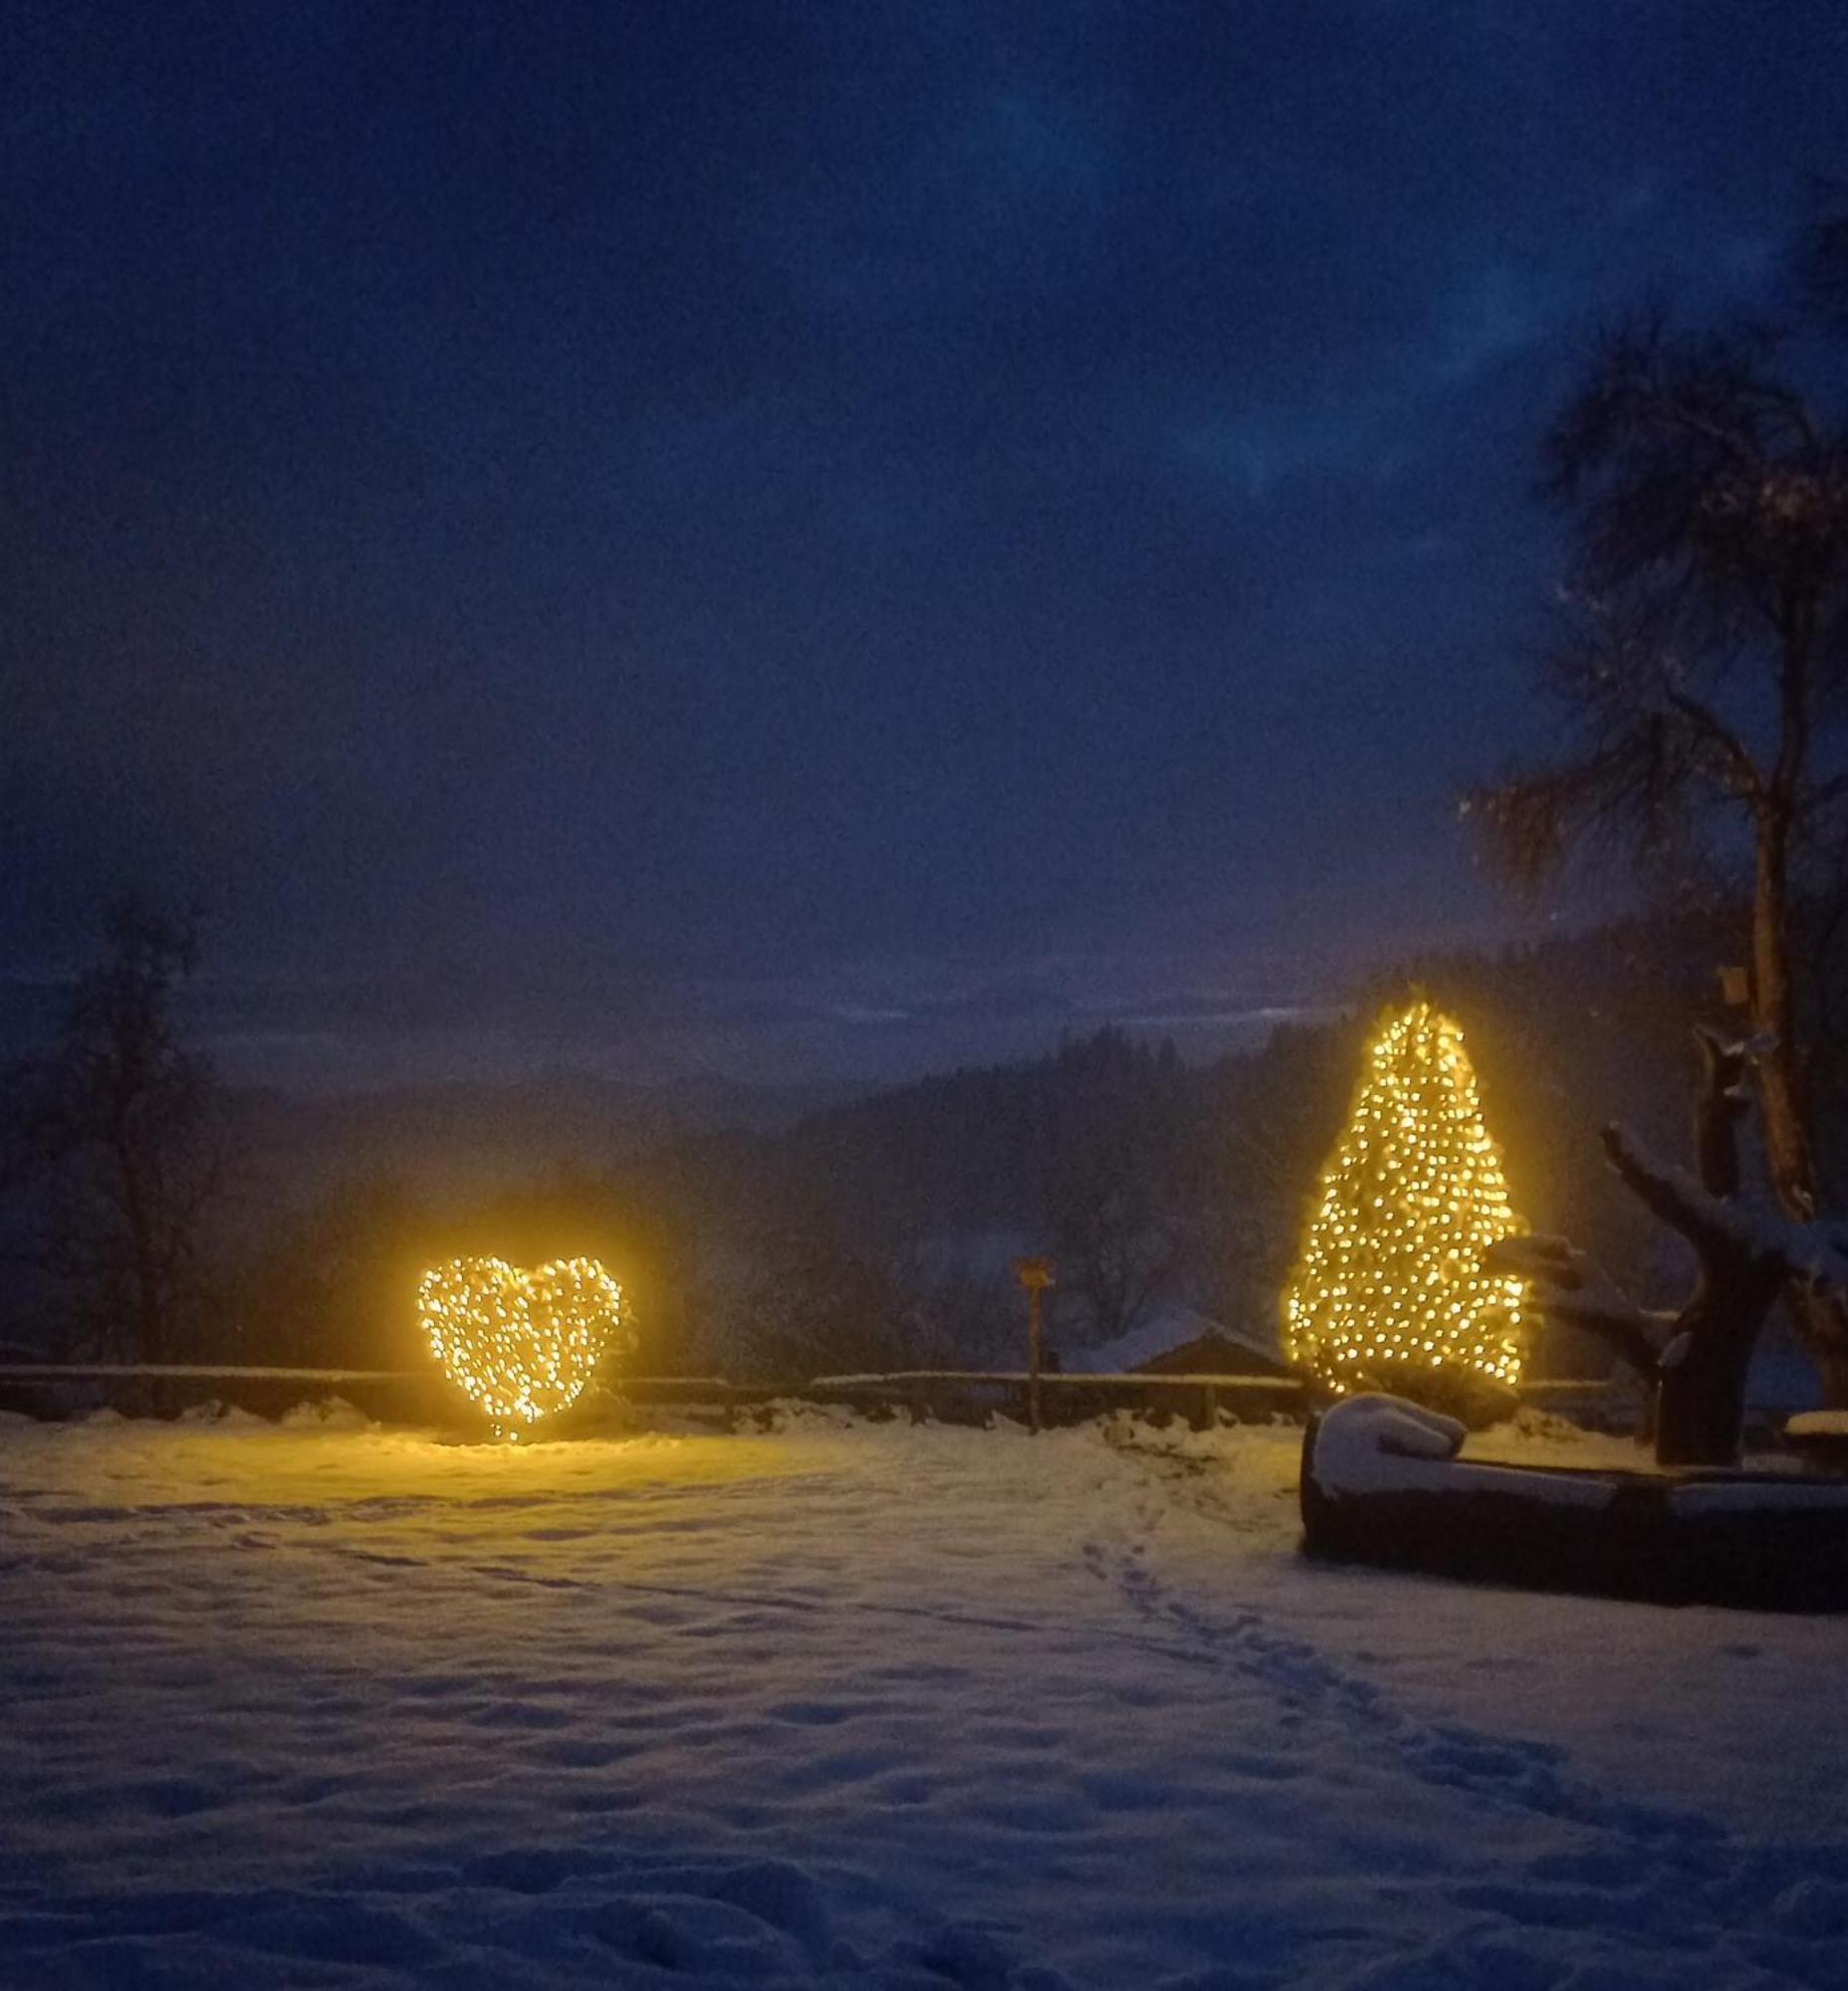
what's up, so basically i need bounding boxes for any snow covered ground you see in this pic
[3,1405,1846,1990]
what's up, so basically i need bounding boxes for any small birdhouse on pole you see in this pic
[1013,1256,1054,1434]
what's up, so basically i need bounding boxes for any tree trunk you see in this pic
[1810,1335,1848,1411]
[1646,1203,1791,1467]
[1654,1289,1772,1468]
[1604,1061,1792,1468]
[1508,1032,1848,1463]
[1751,813,1817,1211]
[1750,810,1848,1405]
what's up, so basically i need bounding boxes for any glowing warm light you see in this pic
[1281,1001,1526,1401]
[418,1256,626,1438]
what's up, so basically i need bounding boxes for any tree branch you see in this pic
[1599,1120,1848,1293]
[1662,688,1765,801]
[1598,1122,1738,1259]
[1483,1233,1666,1380]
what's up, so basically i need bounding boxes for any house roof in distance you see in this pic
[1083,1303,1289,1378]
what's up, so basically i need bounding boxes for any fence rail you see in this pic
[0,1362,1624,1433]
[810,1369,1304,1391]
[0,1364,423,1383]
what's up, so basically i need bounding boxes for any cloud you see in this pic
[5,1,1843,1086]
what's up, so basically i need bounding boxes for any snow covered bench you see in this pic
[1300,1394,1848,1613]
[1784,1410,1848,1472]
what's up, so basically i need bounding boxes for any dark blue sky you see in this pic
[5,2,1846,1087]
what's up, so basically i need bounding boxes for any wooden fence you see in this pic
[0,1362,1623,1433]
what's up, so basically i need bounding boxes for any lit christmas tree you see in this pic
[1282,1000,1526,1409]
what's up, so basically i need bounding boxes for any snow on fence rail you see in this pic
[0,1364,1622,1432]
[0,1365,424,1383]
[0,1367,786,1428]
[808,1369,1592,1428]
[811,1369,1309,1430]
[0,1367,779,1411]
[811,1370,1304,1389]
[0,1365,1305,1428]
[0,1366,745,1386]
[0,1365,1307,1434]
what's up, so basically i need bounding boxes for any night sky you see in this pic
[6,3,1846,1090]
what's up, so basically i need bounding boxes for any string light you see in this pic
[418,1256,626,1439]
[1282,1001,1526,1400]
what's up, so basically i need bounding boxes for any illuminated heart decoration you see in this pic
[418,1255,626,1438]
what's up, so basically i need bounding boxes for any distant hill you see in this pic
[629,909,1769,1376]
[224,1071,865,1215]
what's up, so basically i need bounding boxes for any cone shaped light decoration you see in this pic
[1282,1001,1525,1399]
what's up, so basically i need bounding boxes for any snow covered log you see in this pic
[1300,1394,1848,1612]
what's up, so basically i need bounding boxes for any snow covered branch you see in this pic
[1597,1121,1739,1259]
[1487,1022,1848,1465]
[1483,1233,1668,1380]
[1597,1119,1848,1294]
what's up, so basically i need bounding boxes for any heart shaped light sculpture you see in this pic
[418,1255,626,1438]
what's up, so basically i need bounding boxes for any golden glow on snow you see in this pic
[1282,1001,1525,1398]
[418,1256,625,1438]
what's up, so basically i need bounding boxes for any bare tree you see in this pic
[229,1171,426,1371]
[1470,303,1848,1398]
[1047,1135,1186,1348]
[1041,1030,1193,1348]
[1491,1030,1848,1466]
[708,1219,918,1384]
[28,899,229,1363]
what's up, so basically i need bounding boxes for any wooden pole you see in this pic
[1012,1257,1054,1438]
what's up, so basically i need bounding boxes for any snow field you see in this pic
[2,1406,1845,1988]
